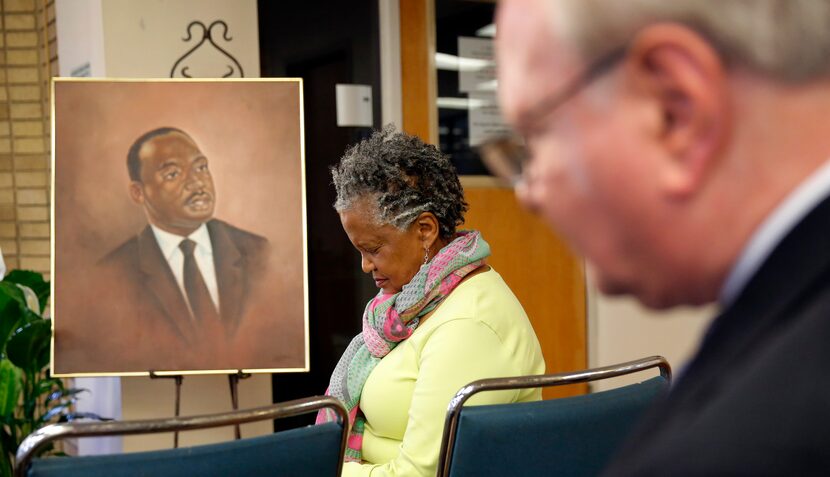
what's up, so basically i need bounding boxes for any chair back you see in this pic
[437,356,671,477]
[15,395,348,477]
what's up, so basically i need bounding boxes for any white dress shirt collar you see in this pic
[720,158,830,306]
[150,223,213,260]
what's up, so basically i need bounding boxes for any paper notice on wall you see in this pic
[70,62,92,77]
[458,36,496,93]
[468,92,510,147]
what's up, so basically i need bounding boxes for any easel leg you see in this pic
[174,375,183,448]
[149,373,185,448]
[228,374,241,439]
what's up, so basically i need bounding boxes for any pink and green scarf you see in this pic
[317,230,490,462]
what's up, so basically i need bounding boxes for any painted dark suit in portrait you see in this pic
[99,218,269,343]
[78,126,279,371]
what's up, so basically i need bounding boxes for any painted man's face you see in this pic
[132,131,216,236]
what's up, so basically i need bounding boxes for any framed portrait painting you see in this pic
[51,78,308,376]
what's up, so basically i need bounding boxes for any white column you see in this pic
[379,0,403,129]
[55,0,106,77]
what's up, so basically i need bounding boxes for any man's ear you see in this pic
[626,23,731,198]
[128,181,145,205]
[415,212,440,249]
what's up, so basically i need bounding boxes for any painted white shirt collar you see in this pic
[720,158,830,306]
[151,222,213,261]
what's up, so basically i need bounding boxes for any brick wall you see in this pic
[0,0,56,278]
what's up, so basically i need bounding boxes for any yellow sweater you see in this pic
[342,268,545,477]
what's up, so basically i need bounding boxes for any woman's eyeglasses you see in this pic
[478,46,627,186]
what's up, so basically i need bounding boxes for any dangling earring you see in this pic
[423,246,430,265]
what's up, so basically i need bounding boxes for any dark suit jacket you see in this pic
[603,194,830,475]
[99,218,269,344]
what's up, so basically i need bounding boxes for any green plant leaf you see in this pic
[0,447,11,477]
[0,272,80,465]
[0,360,21,418]
[35,378,61,398]
[0,285,25,354]
[6,320,51,374]
[3,271,49,314]
[0,283,26,309]
[0,428,14,457]
[18,309,43,330]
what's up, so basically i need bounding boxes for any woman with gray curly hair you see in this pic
[317,127,544,476]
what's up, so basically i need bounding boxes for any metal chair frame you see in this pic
[14,395,348,477]
[436,355,672,477]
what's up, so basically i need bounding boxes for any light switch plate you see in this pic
[336,84,373,127]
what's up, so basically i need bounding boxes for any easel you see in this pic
[150,370,252,448]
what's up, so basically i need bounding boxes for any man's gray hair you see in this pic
[553,0,830,82]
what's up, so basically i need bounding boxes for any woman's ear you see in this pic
[626,23,731,198]
[415,212,440,249]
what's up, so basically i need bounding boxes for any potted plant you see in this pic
[0,270,86,477]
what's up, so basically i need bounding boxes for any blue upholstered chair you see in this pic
[436,356,671,477]
[15,395,348,477]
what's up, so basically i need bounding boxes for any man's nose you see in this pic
[184,171,205,190]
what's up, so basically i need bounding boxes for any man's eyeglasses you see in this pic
[479,46,627,186]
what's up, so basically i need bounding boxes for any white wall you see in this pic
[588,286,714,391]
[101,0,260,78]
[120,374,273,451]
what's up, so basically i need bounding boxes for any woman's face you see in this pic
[339,201,428,295]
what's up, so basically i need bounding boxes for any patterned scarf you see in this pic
[316,230,490,462]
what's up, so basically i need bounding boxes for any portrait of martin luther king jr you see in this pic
[99,126,270,343]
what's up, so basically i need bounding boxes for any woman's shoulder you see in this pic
[422,267,531,335]
[448,267,524,310]
[412,267,544,374]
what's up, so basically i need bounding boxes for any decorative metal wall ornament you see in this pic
[170,20,245,78]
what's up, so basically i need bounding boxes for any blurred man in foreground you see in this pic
[494,0,830,474]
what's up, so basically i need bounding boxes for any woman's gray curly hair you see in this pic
[331,126,468,240]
